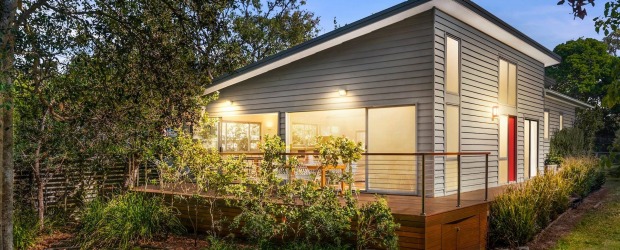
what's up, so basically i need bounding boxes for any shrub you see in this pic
[355,196,399,250]
[550,127,588,157]
[560,157,604,197]
[489,156,605,248]
[77,192,186,249]
[233,135,398,249]
[490,180,544,247]
[14,208,39,250]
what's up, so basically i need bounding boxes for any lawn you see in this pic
[554,177,620,250]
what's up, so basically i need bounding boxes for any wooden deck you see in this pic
[135,185,506,249]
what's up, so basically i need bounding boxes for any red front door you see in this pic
[508,116,517,182]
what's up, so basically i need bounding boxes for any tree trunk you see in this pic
[1,0,16,248]
[33,109,49,231]
[2,83,14,250]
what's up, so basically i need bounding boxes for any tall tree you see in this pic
[4,0,319,246]
[546,38,619,105]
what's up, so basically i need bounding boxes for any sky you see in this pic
[304,0,606,50]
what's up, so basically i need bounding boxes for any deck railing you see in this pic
[221,152,491,215]
[144,152,491,215]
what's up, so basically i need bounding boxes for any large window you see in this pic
[221,121,261,152]
[544,111,549,139]
[194,113,278,152]
[287,109,366,151]
[446,36,460,94]
[499,59,517,106]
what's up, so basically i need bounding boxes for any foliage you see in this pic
[354,196,399,250]
[490,156,604,247]
[560,157,606,197]
[575,107,606,151]
[556,0,596,20]
[13,208,39,250]
[316,135,364,167]
[546,38,619,106]
[614,128,620,151]
[545,151,565,165]
[550,127,589,157]
[232,135,398,249]
[6,0,320,242]
[76,192,185,249]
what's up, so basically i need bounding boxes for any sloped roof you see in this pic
[205,0,561,94]
[544,89,594,109]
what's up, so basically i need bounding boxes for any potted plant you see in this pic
[544,151,563,172]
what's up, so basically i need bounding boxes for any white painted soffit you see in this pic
[205,0,560,94]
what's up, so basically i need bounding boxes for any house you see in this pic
[201,0,590,198]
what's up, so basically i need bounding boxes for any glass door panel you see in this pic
[367,106,416,193]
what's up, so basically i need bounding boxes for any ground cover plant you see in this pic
[76,192,186,249]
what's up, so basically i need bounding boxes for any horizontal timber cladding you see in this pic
[207,11,437,194]
[543,97,577,155]
[433,8,546,196]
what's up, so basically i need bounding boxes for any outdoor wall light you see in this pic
[492,106,499,120]
[338,89,347,96]
[225,100,234,106]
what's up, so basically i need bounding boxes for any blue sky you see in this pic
[304,0,605,50]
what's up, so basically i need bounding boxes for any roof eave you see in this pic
[545,89,594,109]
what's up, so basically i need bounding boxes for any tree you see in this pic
[546,38,619,105]
[3,0,319,247]
[557,0,596,20]
[546,38,620,151]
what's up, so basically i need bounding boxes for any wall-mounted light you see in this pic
[492,106,499,120]
[338,89,348,96]
[225,100,234,106]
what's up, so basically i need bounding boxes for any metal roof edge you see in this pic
[545,89,594,109]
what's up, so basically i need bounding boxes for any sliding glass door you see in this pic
[367,106,416,193]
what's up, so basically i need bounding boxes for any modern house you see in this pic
[201,0,591,198]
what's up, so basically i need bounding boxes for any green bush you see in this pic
[14,208,39,250]
[355,196,399,250]
[490,156,605,248]
[233,135,398,249]
[550,127,588,157]
[76,192,186,249]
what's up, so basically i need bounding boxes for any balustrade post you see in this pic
[485,153,489,201]
[421,154,426,216]
[457,154,461,208]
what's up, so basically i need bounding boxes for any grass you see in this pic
[554,177,620,250]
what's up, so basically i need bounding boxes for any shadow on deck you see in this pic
[134,185,506,249]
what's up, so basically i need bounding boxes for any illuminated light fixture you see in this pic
[492,106,499,120]
[225,100,233,106]
[338,89,347,96]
